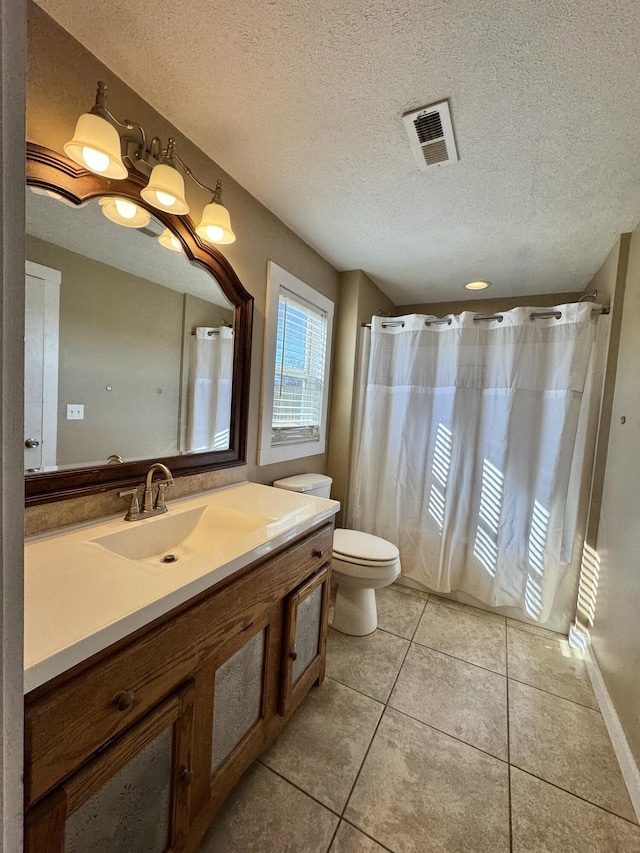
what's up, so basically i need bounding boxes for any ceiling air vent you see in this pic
[402,100,458,171]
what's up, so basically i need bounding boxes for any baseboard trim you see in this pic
[583,635,640,823]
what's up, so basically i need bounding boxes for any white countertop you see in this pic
[24,482,339,694]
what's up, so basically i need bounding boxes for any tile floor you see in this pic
[198,585,640,852]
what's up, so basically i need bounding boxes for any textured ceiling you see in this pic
[36,0,640,303]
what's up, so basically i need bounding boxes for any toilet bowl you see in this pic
[331,528,401,635]
[272,474,401,636]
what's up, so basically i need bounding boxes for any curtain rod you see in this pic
[190,321,233,336]
[361,305,609,329]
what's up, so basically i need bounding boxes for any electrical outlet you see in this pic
[66,404,84,420]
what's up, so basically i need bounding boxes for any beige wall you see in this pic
[589,224,640,765]
[326,270,396,522]
[399,290,584,317]
[26,3,339,528]
[27,235,184,466]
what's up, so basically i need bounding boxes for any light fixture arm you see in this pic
[90,81,147,150]
[173,152,223,201]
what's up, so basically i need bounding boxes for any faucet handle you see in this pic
[154,481,169,512]
[118,486,141,521]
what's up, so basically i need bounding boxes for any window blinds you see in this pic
[272,286,328,447]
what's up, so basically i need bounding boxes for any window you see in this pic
[258,262,334,465]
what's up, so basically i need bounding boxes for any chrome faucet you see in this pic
[118,462,174,522]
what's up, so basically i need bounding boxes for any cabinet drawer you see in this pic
[25,522,334,806]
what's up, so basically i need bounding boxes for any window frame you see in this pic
[258,262,334,466]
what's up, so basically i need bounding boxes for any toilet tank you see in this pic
[272,473,332,499]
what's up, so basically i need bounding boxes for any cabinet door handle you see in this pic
[180,766,194,785]
[115,690,135,712]
[312,549,323,558]
[289,650,298,661]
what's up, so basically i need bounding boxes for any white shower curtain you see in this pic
[187,327,234,452]
[349,305,599,622]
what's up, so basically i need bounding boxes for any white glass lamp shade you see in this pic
[63,113,128,179]
[141,163,190,215]
[195,200,236,245]
[99,196,151,228]
[158,228,183,252]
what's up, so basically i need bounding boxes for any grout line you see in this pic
[385,703,509,765]
[428,595,507,625]
[506,620,568,642]
[411,636,508,678]
[338,626,415,821]
[325,819,341,852]
[342,818,396,852]
[507,676,601,713]
[328,665,511,766]
[509,765,640,828]
[505,612,513,852]
[325,671,393,706]
[257,759,342,819]
[328,659,510,764]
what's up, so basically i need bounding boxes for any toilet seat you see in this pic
[333,529,399,567]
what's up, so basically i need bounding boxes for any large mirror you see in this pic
[25,144,253,505]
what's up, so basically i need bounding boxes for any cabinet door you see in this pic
[189,605,282,827]
[280,564,331,716]
[25,682,195,853]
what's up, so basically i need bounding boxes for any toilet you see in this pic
[272,474,401,636]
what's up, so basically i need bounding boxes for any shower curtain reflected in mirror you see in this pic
[187,327,234,452]
[348,306,600,623]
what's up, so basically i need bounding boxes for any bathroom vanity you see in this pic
[23,483,338,852]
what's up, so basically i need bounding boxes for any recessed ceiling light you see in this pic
[465,280,491,291]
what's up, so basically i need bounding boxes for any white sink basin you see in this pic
[90,505,272,567]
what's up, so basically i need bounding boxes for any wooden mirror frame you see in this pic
[25,142,253,506]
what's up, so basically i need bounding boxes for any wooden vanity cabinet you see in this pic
[24,521,334,851]
[25,681,195,853]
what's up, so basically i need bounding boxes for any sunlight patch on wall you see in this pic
[576,542,602,628]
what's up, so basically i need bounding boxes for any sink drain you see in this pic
[161,554,178,563]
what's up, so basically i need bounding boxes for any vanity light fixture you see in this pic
[195,181,236,245]
[29,185,84,209]
[465,280,491,291]
[99,196,151,228]
[64,81,236,244]
[158,228,183,252]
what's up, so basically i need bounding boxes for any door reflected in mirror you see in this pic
[25,189,235,474]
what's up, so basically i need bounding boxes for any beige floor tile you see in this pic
[429,592,506,624]
[509,680,636,822]
[326,627,409,702]
[413,600,507,674]
[375,587,426,638]
[507,626,597,708]
[389,643,508,759]
[261,678,384,813]
[330,821,390,852]
[390,581,430,601]
[198,762,338,853]
[511,767,640,852]
[345,707,510,852]
[507,617,566,641]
